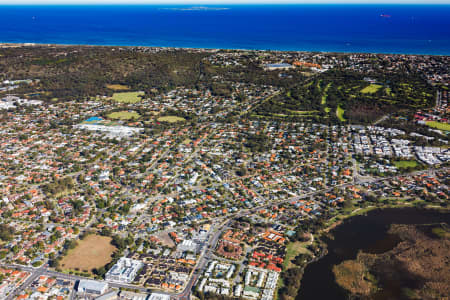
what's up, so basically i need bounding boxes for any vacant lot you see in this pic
[112,91,145,103]
[106,84,130,91]
[157,116,186,123]
[59,235,116,273]
[156,232,175,247]
[107,111,141,120]
[426,121,450,131]
[361,84,382,94]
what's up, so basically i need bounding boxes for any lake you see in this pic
[296,207,450,300]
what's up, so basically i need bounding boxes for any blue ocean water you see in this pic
[0,5,449,55]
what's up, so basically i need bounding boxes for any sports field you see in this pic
[157,116,186,123]
[107,111,141,120]
[112,91,145,103]
[393,160,419,169]
[426,121,450,131]
[59,235,116,273]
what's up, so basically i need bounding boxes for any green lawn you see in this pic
[385,87,393,96]
[157,116,186,123]
[287,110,320,115]
[321,83,332,105]
[112,91,145,103]
[426,121,450,131]
[336,106,346,121]
[400,83,413,91]
[316,79,323,92]
[361,84,382,94]
[107,111,141,120]
[393,160,419,169]
[283,241,312,270]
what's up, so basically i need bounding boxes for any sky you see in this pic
[0,0,449,4]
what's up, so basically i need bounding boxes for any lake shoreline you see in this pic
[295,205,450,300]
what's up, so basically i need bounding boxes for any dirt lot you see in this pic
[59,235,116,273]
[156,232,175,248]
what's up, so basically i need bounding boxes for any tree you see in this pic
[236,166,247,177]
[343,197,353,209]
[49,259,60,268]
[293,253,311,266]
[0,224,14,241]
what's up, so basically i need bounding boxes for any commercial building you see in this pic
[148,293,171,300]
[105,257,144,283]
[177,239,199,253]
[264,63,293,71]
[73,123,144,138]
[77,279,108,295]
[94,291,118,300]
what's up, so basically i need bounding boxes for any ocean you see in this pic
[0,4,449,55]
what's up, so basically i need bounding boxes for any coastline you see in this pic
[1,42,449,57]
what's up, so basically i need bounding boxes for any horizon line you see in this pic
[1,1,450,5]
[1,3,450,5]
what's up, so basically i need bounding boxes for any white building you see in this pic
[94,291,118,300]
[74,123,144,138]
[264,63,293,71]
[234,284,242,297]
[148,293,171,300]
[177,239,199,253]
[77,279,108,295]
[105,257,144,283]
